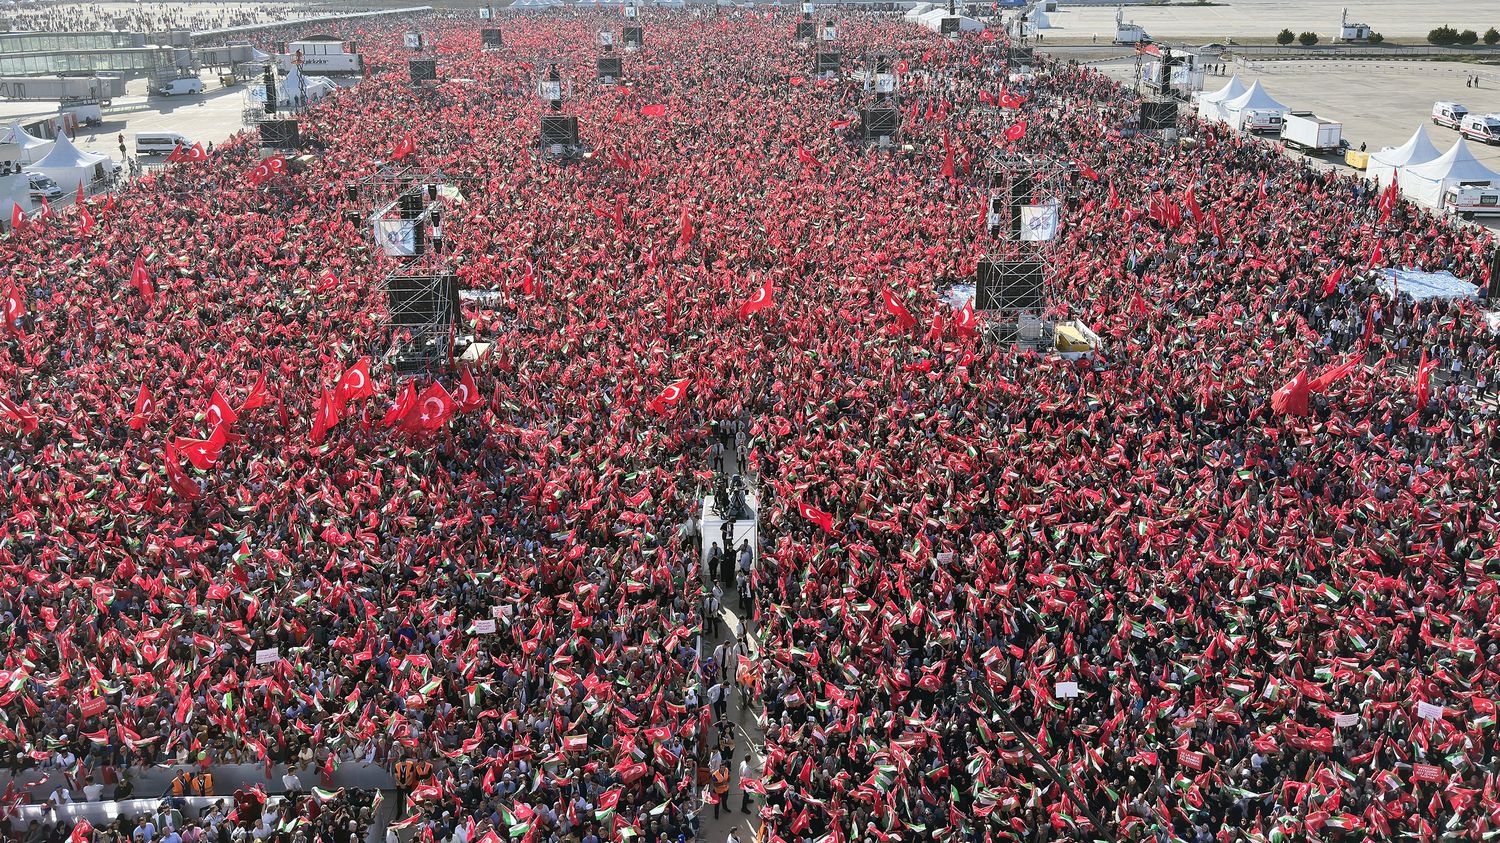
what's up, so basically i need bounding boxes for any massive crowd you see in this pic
[1,6,1500,843]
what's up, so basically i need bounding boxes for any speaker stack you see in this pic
[409,58,437,85]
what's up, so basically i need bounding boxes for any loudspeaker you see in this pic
[540,114,579,147]
[409,58,437,85]
[597,55,622,82]
[258,119,300,149]
[1140,100,1178,131]
[859,106,899,142]
[622,25,643,47]
[262,65,277,114]
[481,28,502,48]
[795,21,815,39]
[975,259,1044,312]
[816,52,840,74]
[387,273,460,329]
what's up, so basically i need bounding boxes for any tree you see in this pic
[1485,27,1500,45]
[1368,32,1385,44]
[1298,31,1319,46]
[1276,28,1295,45]
[1459,29,1480,45]
[1429,26,1459,45]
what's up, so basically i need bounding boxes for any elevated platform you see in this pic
[700,490,758,567]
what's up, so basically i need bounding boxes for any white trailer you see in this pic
[1281,111,1343,153]
[1112,5,1150,44]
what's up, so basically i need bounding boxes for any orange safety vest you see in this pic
[194,772,213,795]
[711,767,730,795]
[395,761,416,788]
[171,773,194,796]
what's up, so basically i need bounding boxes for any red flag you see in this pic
[187,143,207,162]
[69,819,93,843]
[336,357,376,405]
[737,276,774,319]
[309,389,341,445]
[164,443,201,501]
[204,389,239,430]
[1378,174,1399,222]
[997,91,1027,109]
[1004,121,1028,141]
[1257,176,1268,199]
[382,380,417,428]
[1321,265,1346,298]
[1368,239,1384,270]
[520,258,537,296]
[246,161,272,185]
[165,145,186,164]
[130,257,154,304]
[407,382,455,431]
[174,424,227,470]
[795,143,820,169]
[240,373,270,412]
[1416,347,1439,410]
[0,395,38,434]
[453,367,485,412]
[391,134,417,160]
[35,197,51,224]
[78,204,94,233]
[678,206,695,249]
[883,289,917,330]
[2,285,23,332]
[1309,355,1362,392]
[940,131,955,180]
[648,378,691,415]
[954,299,978,337]
[1107,181,1119,209]
[798,502,836,534]
[75,181,84,206]
[640,103,667,118]
[128,383,153,430]
[10,202,24,230]
[1076,162,1099,181]
[1270,369,1311,416]
[1182,188,1203,224]
[609,148,636,173]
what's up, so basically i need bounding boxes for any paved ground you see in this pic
[1042,0,1500,44]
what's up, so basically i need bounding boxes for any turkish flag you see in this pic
[648,378,691,415]
[1416,348,1439,410]
[1309,355,1362,392]
[35,198,51,224]
[78,204,94,233]
[408,382,455,430]
[1004,121,1028,141]
[954,299,978,337]
[266,154,286,174]
[640,103,667,118]
[883,289,917,331]
[75,181,84,206]
[940,132,955,180]
[798,502,836,534]
[130,257,154,304]
[519,258,537,296]
[453,366,485,412]
[795,143,820,169]
[1368,239,1384,270]
[678,206,695,249]
[1076,162,1099,181]
[128,383,153,430]
[1270,369,1311,416]
[1182,188,1203,224]
[175,424,227,470]
[11,202,24,229]
[204,389,238,430]
[164,443,201,501]
[336,357,376,405]
[311,389,343,445]
[2,285,23,331]
[246,162,272,185]
[240,373,270,411]
[0,395,38,434]
[165,145,186,163]
[391,134,417,161]
[997,91,1027,109]
[187,143,207,162]
[737,276,774,319]
[382,380,417,428]
[1321,265,1346,298]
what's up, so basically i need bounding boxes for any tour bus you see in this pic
[135,132,191,156]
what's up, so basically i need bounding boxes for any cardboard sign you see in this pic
[491,605,504,619]
[1177,749,1205,771]
[1054,681,1080,699]
[1417,702,1445,722]
[254,648,280,665]
[473,619,497,634]
[1412,763,1443,783]
[1334,713,1360,728]
[936,552,954,564]
[79,697,107,719]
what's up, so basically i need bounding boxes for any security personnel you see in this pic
[193,770,213,796]
[413,758,434,784]
[710,764,731,819]
[170,770,195,798]
[394,758,417,804]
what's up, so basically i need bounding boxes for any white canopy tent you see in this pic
[26,132,111,196]
[1,122,53,164]
[1367,125,1442,189]
[247,67,337,110]
[1220,80,1288,129]
[509,0,563,10]
[1400,138,1500,207]
[916,9,984,33]
[904,3,935,20]
[1194,75,1245,123]
[1031,9,1051,28]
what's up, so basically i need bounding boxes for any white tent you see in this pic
[916,9,984,33]
[1219,80,1288,129]
[509,0,562,10]
[1367,125,1442,189]
[1400,137,1500,207]
[1031,9,1051,28]
[0,173,29,227]
[26,132,111,196]
[247,66,336,109]
[904,3,935,20]
[1194,74,1245,123]
[0,122,53,164]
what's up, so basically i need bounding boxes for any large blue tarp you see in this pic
[1374,267,1479,302]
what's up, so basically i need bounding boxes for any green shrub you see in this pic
[1485,27,1499,45]
[1429,26,1459,46]
[1459,29,1480,46]
[1298,31,1319,46]
[1276,28,1295,45]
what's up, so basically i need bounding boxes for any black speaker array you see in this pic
[939,17,959,35]
[597,55,622,82]
[859,107,899,141]
[1140,100,1178,131]
[258,119,300,149]
[1488,249,1500,301]
[409,58,437,85]
[540,114,580,147]
[262,65,276,114]
[622,25,643,47]
[481,28,502,48]
[816,52,840,74]
[387,274,460,329]
[975,259,1044,312]
[795,21,815,39]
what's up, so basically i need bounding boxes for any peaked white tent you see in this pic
[1195,75,1245,123]
[1219,80,1288,129]
[1400,137,1500,207]
[904,3,935,20]
[1367,126,1442,189]
[1031,9,1051,28]
[1,122,53,164]
[27,132,110,196]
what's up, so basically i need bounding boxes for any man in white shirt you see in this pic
[81,776,104,802]
[738,759,756,814]
[48,784,72,806]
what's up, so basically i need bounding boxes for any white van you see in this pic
[1443,185,1500,219]
[1433,101,1469,129]
[135,132,190,156]
[1461,113,1500,144]
[157,77,203,96]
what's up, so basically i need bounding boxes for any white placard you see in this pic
[255,648,280,665]
[1417,701,1445,721]
[403,31,422,50]
[936,552,954,564]
[473,619,497,634]
[1334,713,1360,728]
[1020,204,1059,242]
[1054,681,1080,699]
[490,605,504,618]
[373,219,415,256]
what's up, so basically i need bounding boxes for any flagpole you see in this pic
[975,684,1117,843]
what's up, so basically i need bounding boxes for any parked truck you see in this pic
[1442,185,1500,220]
[1281,110,1343,153]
